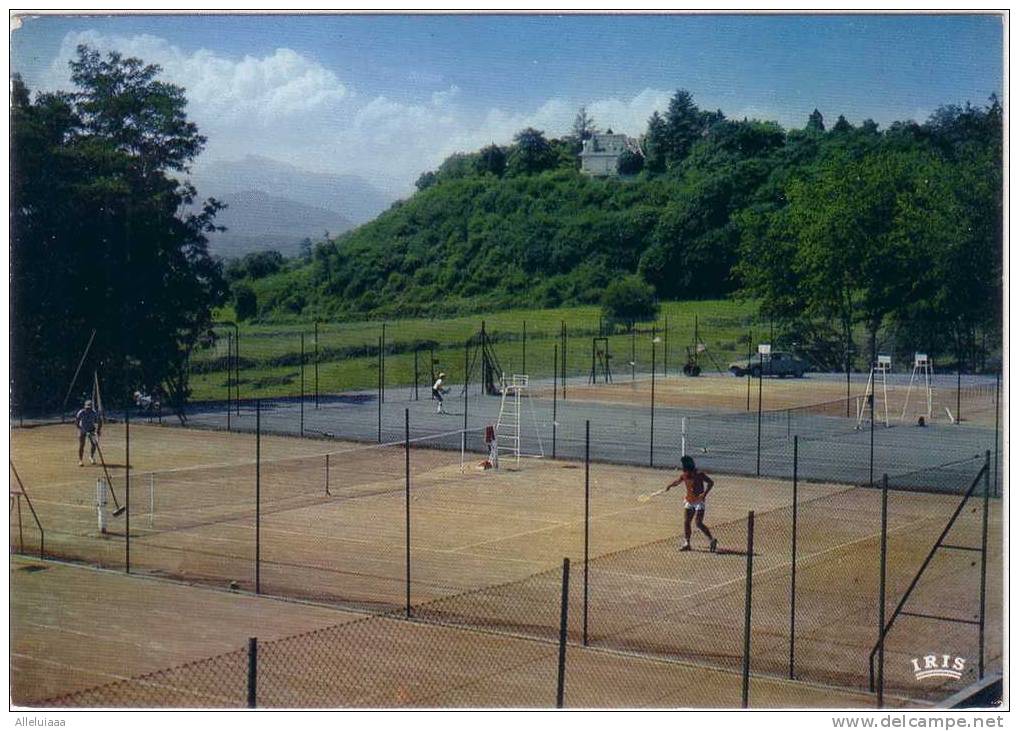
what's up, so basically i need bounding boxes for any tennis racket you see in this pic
[637,488,668,503]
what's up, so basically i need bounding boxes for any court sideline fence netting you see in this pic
[14,408,1002,708]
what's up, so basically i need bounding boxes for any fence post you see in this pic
[664,316,669,377]
[993,371,1000,497]
[378,336,383,444]
[979,450,990,678]
[584,421,590,646]
[747,330,752,411]
[561,321,567,400]
[414,349,419,401]
[256,400,261,594]
[522,321,527,375]
[463,338,469,457]
[756,352,763,476]
[314,321,320,410]
[556,557,570,709]
[325,453,330,496]
[741,510,755,708]
[631,327,636,381]
[381,322,386,404]
[247,637,257,708]
[227,332,232,431]
[789,435,798,679]
[125,407,130,574]
[235,324,241,415]
[650,336,656,468]
[406,409,412,618]
[300,332,305,437]
[552,344,558,459]
[877,474,888,707]
[956,327,963,424]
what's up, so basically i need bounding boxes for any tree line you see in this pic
[241,90,1001,367]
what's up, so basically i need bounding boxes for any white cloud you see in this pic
[40,31,676,199]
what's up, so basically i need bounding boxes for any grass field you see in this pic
[10,422,1002,707]
[188,299,763,401]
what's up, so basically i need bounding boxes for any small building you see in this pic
[579,132,630,176]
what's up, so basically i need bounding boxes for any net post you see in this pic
[756,352,763,476]
[583,420,590,646]
[255,399,261,595]
[125,407,130,574]
[650,335,656,468]
[741,510,755,708]
[247,637,257,708]
[552,344,558,459]
[789,435,798,679]
[556,557,570,709]
[877,473,889,707]
[300,332,305,437]
[979,450,990,678]
[405,408,412,619]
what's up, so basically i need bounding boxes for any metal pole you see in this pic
[463,338,469,452]
[552,344,558,459]
[584,420,590,646]
[747,330,752,411]
[522,320,527,375]
[756,352,763,476]
[325,453,330,496]
[414,349,419,401]
[789,435,798,679]
[664,316,669,377]
[562,321,567,400]
[741,510,755,708]
[125,407,130,574]
[556,557,570,709]
[377,336,383,444]
[314,321,319,409]
[870,331,876,487]
[381,323,386,404]
[631,327,635,381]
[994,371,1000,497]
[650,337,656,468]
[979,450,990,678]
[406,408,412,619]
[300,332,305,437]
[956,326,962,424]
[247,638,257,708]
[877,474,888,707]
[255,400,261,594]
[226,331,232,432]
[846,326,852,418]
[234,323,240,415]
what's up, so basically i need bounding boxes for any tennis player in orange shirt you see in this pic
[665,455,718,553]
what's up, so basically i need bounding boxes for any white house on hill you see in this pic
[579,132,631,176]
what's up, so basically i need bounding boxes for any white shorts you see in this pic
[684,501,705,512]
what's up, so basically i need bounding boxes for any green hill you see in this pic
[235,93,1002,359]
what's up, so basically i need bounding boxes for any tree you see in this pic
[616,148,644,175]
[643,111,669,174]
[476,143,507,177]
[832,115,853,134]
[415,170,438,191]
[573,106,598,142]
[11,48,226,415]
[233,282,258,321]
[507,127,555,175]
[601,275,659,329]
[663,89,703,167]
[806,108,825,133]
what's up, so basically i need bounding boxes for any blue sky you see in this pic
[11,13,1004,198]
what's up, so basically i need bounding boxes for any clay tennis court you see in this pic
[10,422,1002,707]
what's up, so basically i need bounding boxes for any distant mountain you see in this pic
[205,189,354,258]
[192,155,392,227]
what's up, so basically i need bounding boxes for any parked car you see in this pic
[729,351,808,378]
